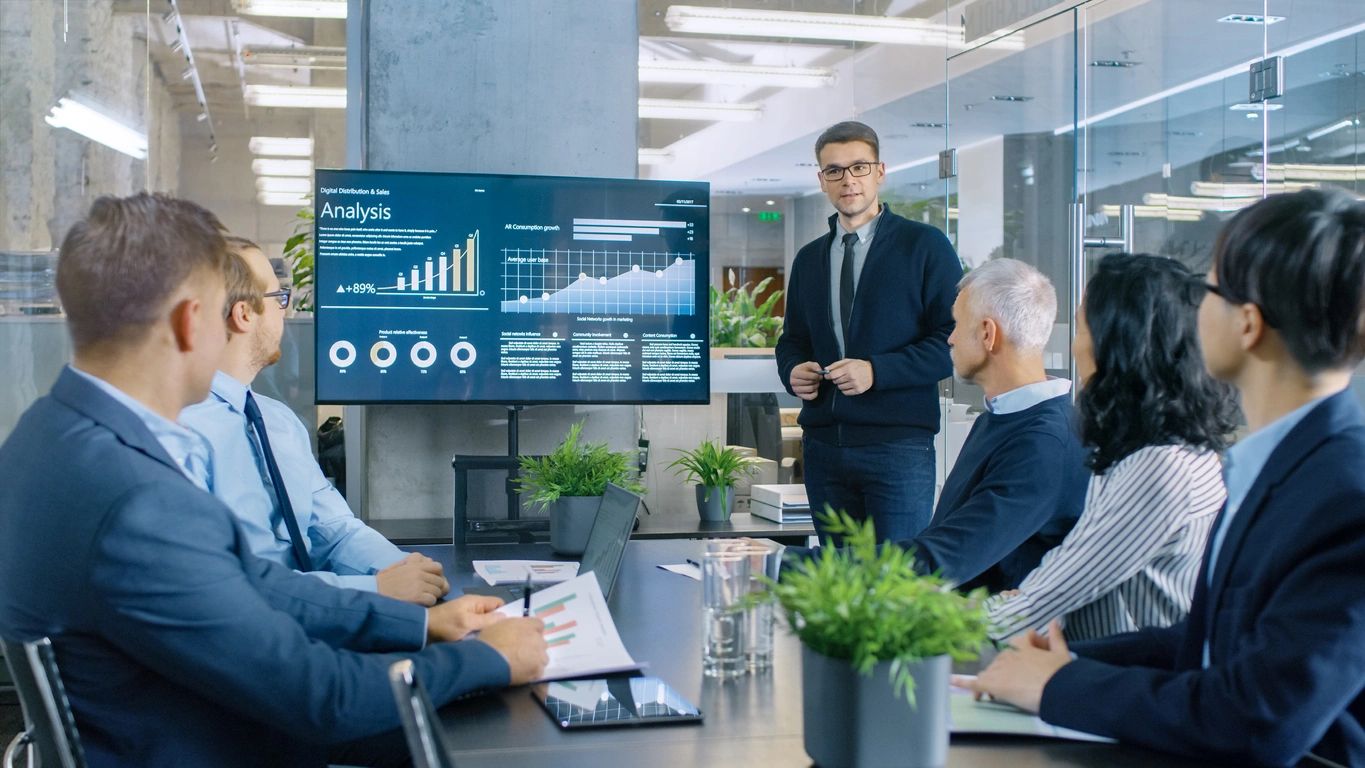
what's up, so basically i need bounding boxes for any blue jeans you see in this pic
[802,435,935,544]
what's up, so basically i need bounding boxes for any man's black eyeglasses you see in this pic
[1201,281,1232,301]
[263,288,291,310]
[820,162,880,182]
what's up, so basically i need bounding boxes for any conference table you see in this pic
[410,540,1216,768]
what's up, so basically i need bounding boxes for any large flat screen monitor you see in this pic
[313,169,710,404]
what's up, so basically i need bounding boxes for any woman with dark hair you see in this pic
[986,253,1240,642]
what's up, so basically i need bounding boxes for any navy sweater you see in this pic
[775,207,961,445]
[906,394,1090,593]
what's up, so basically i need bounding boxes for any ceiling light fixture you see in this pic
[1217,14,1285,25]
[638,148,674,165]
[234,0,346,19]
[45,96,148,159]
[1189,180,1317,197]
[1230,102,1284,112]
[1102,204,1203,222]
[249,136,314,157]
[1142,193,1257,212]
[638,98,761,122]
[639,60,835,89]
[257,191,313,207]
[663,5,1022,50]
[1305,118,1357,141]
[251,158,313,176]
[255,176,313,194]
[244,85,346,109]
[242,45,346,70]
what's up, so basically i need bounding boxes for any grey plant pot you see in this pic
[801,645,950,768]
[695,484,735,522]
[549,496,600,555]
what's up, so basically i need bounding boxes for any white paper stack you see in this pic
[472,560,580,586]
[749,483,812,524]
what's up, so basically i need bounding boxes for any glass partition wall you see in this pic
[939,0,1365,449]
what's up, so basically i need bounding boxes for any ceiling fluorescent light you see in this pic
[638,148,674,165]
[1057,18,1365,135]
[255,176,313,194]
[1190,180,1317,197]
[257,191,312,207]
[639,98,761,122]
[1230,102,1284,112]
[249,136,314,157]
[44,96,147,159]
[663,5,1022,49]
[244,85,346,109]
[1102,204,1203,222]
[639,60,835,88]
[1217,14,1285,25]
[242,45,346,70]
[1305,119,1357,141]
[251,158,313,176]
[234,0,346,19]
[1142,193,1256,212]
[1265,163,1365,181]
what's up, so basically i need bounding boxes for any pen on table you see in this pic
[522,573,532,617]
[685,558,701,568]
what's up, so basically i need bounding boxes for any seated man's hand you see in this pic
[479,617,549,685]
[951,620,1072,714]
[377,553,449,606]
[790,361,824,401]
[426,594,507,643]
[826,358,874,395]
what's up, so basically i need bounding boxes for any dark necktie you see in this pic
[243,391,314,571]
[840,232,858,344]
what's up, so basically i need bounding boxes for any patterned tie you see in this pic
[243,391,314,571]
[840,232,858,346]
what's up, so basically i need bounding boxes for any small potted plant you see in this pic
[667,440,758,522]
[709,274,784,351]
[767,510,988,768]
[515,422,644,555]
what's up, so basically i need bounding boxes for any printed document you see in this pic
[473,560,580,586]
[495,573,641,682]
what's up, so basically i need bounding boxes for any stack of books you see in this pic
[748,484,812,525]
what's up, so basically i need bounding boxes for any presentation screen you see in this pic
[313,169,710,404]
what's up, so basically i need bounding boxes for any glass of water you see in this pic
[735,539,782,673]
[702,546,749,679]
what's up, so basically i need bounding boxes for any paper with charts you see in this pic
[473,560,580,586]
[495,572,641,682]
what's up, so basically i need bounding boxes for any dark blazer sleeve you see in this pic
[1068,622,1187,670]
[1039,487,1365,766]
[868,228,959,391]
[906,429,1071,586]
[87,482,510,744]
[775,254,814,397]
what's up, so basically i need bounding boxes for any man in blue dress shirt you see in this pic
[182,238,448,605]
[959,190,1365,767]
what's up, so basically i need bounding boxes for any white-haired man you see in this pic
[900,258,1090,592]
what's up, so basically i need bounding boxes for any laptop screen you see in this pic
[578,483,642,600]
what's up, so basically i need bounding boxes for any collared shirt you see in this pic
[986,377,1073,415]
[68,365,212,491]
[829,204,884,357]
[1201,395,1328,667]
[180,371,405,592]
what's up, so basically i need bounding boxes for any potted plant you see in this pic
[766,510,987,768]
[282,207,315,312]
[667,440,758,522]
[709,274,783,351]
[514,422,644,555]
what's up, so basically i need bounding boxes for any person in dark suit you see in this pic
[0,194,549,768]
[776,120,962,543]
[957,189,1365,767]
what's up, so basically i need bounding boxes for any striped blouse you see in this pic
[986,444,1226,642]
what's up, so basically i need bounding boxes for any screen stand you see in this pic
[450,406,548,546]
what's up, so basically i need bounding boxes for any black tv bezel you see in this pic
[311,167,712,407]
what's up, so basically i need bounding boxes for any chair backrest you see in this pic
[387,660,458,768]
[0,637,86,768]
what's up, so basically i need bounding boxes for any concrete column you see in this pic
[0,0,57,251]
[347,0,640,521]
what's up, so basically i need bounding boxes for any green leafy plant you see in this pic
[710,274,784,347]
[763,509,988,704]
[514,422,645,512]
[667,440,758,501]
[283,207,315,312]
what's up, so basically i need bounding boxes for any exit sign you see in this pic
[757,211,783,222]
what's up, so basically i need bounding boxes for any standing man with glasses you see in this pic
[776,121,963,543]
[182,237,450,605]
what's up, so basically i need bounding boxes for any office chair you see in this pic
[0,637,86,768]
[388,660,458,768]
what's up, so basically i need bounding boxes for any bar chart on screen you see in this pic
[373,230,481,296]
[497,573,640,681]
